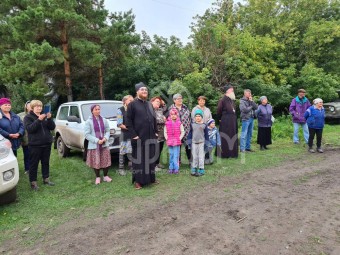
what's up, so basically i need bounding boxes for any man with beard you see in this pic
[126,82,158,190]
[217,84,238,158]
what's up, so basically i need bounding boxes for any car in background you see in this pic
[324,90,340,123]
[54,100,123,160]
[0,134,19,205]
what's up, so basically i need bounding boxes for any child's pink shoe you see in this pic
[95,177,101,185]
[103,176,112,182]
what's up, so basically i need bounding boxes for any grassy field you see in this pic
[0,121,339,246]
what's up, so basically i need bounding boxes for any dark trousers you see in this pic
[308,128,323,149]
[12,149,17,157]
[29,145,51,182]
[155,141,164,165]
[22,145,30,171]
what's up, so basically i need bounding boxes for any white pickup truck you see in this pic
[54,100,123,160]
[0,134,19,205]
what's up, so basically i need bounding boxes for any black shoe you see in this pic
[245,149,255,152]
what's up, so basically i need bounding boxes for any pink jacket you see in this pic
[165,119,182,146]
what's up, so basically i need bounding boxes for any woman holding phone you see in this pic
[24,100,56,190]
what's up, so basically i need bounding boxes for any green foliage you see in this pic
[0,0,339,111]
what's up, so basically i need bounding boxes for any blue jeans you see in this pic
[169,146,180,171]
[240,118,254,151]
[293,123,309,144]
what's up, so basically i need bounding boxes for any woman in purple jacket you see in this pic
[255,96,273,150]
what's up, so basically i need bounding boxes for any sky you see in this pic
[105,0,216,44]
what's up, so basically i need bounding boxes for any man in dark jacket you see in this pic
[126,82,158,190]
[239,89,258,152]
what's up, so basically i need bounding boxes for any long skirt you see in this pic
[257,127,272,146]
[86,147,111,169]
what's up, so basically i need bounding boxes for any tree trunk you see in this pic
[99,65,104,100]
[60,22,73,102]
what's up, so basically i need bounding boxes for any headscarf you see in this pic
[0,98,11,106]
[91,104,105,148]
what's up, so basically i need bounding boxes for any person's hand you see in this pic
[38,114,46,120]
[249,96,253,101]
[133,136,139,140]
[9,133,20,139]
[120,124,127,130]
[98,138,105,145]
[46,112,52,119]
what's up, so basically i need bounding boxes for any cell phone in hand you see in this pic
[43,104,51,114]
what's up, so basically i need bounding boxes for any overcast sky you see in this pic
[105,0,216,43]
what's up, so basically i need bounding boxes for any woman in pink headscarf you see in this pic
[0,98,25,156]
[84,104,112,185]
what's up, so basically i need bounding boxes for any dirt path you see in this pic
[4,150,340,255]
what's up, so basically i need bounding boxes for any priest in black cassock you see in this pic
[126,82,159,189]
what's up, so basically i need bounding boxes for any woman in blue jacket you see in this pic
[0,98,25,156]
[304,98,325,153]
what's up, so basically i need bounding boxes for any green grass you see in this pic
[0,121,339,247]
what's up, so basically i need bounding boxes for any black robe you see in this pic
[217,95,238,158]
[126,98,158,186]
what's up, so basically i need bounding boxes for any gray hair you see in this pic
[259,96,267,102]
[244,89,251,94]
[173,93,183,100]
[313,98,323,105]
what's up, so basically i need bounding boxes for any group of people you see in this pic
[0,98,55,190]
[0,84,325,191]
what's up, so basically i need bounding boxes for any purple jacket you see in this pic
[255,104,273,127]
[289,97,311,123]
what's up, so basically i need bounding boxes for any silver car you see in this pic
[54,100,123,160]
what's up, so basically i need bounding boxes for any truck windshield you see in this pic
[81,102,122,120]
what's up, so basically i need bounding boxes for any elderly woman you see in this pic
[85,104,112,184]
[191,96,212,123]
[255,96,273,150]
[304,98,325,153]
[168,93,191,163]
[151,96,167,170]
[24,100,55,190]
[117,95,134,176]
[18,101,32,174]
[217,84,238,158]
[0,98,25,157]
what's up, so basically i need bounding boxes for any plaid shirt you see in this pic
[168,104,191,142]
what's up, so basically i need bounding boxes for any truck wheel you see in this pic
[0,187,17,205]
[57,136,70,157]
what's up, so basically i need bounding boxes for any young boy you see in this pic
[205,119,221,164]
[187,109,210,176]
[164,109,185,174]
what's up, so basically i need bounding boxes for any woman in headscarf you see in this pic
[85,104,112,185]
[255,96,273,150]
[217,84,238,158]
[0,97,25,156]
